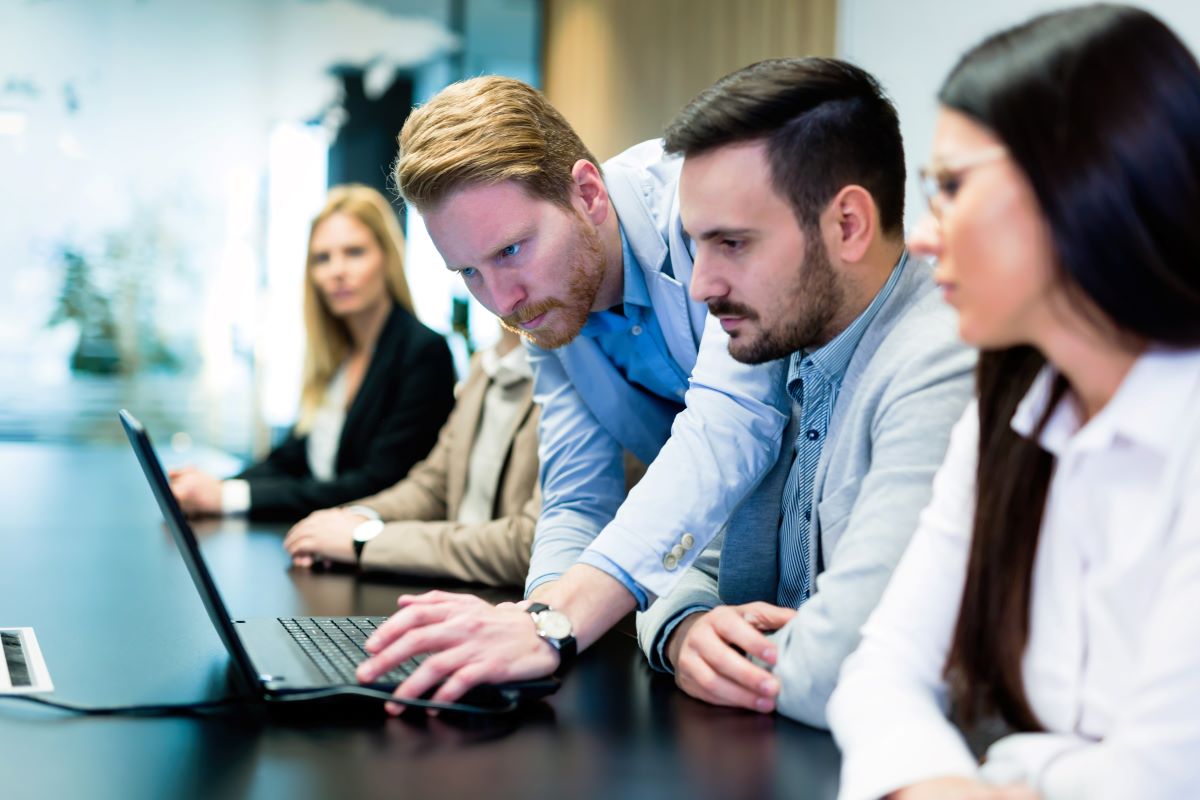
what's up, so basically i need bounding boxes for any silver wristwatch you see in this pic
[527,602,577,677]
[351,518,384,564]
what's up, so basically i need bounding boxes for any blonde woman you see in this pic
[282,325,542,585]
[170,184,455,521]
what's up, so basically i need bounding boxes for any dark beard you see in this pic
[716,234,843,365]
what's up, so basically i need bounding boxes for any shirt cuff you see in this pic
[980,733,1092,795]
[586,517,709,600]
[650,603,713,673]
[577,550,650,610]
[525,571,559,598]
[221,479,250,515]
[343,504,382,521]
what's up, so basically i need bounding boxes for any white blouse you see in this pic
[457,344,533,525]
[828,347,1200,800]
[305,362,350,482]
[221,363,351,513]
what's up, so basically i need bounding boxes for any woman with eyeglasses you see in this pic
[827,6,1200,799]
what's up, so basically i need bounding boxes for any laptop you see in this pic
[118,409,559,716]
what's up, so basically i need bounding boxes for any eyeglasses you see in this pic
[918,146,1008,219]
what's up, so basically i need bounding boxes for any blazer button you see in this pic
[663,553,678,570]
[681,533,695,550]
[671,544,684,560]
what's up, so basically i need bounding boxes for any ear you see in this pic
[823,185,877,263]
[571,159,610,226]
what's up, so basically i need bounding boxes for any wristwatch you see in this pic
[527,602,576,677]
[351,519,384,565]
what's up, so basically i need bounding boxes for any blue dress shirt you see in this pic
[578,231,690,404]
[567,232,689,606]
[524,140,789,607]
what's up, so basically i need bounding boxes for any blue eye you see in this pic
[461,267,478,279]
[500,243,521,258]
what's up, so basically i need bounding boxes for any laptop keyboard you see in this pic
[279,617,423,686]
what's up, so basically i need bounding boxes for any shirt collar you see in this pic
[1010,366,1077,456]
[481,343,533,387]
[618,226,652,311]
[579,228,650,338]
[788,250,910,392]
[1011,346,1200,457]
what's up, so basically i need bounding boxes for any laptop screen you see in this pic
[118,410,259,693]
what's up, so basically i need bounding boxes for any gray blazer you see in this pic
[636,255,976,728]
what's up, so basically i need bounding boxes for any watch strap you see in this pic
[528,603,577,677]
[351,518,384,566]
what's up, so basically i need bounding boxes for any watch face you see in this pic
[536,610,573,640]
[353,519,384,544]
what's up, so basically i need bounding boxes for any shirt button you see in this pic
[663,553,679,570]
[806,429,820,441]
[631,325,643,336]
[681,533,695,550]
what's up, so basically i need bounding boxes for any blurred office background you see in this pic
[1,0,1197,463]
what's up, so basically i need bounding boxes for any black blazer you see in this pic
[237,305,456,521]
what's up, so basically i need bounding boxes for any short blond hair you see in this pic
[395,76,599,212]
[297,184,413,432]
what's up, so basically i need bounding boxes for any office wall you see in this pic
[544,0,837,161]
[837,0,1200,232]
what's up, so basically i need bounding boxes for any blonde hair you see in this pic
[296,184,413,433]
[395,75,599,212]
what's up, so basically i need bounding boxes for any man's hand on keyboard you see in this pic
[356,590,558,712]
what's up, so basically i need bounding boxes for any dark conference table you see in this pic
[0,442,841,800]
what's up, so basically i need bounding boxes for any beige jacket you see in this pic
[352,352,539,586]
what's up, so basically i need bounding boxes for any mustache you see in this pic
[707,299,758,320]
[500,298,564,329]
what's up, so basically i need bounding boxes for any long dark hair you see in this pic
[940,4,1200,730]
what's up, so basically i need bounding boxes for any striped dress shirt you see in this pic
[777,259,905,609]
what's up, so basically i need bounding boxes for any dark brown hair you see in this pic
[948,348,1060,730]
[662,57,906,235]
[942,4,1200,729]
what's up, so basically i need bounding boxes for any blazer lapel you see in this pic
[484,385,535,516]
[809,257,931,574]
[337,304,403,470]
[445,366,489,519]
[497,384,534,466]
